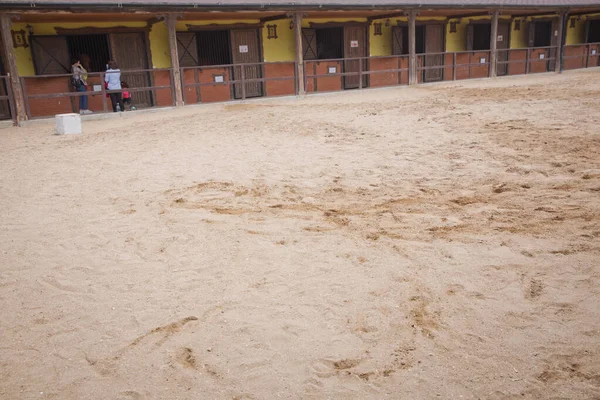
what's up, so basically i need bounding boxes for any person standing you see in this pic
[71,58,92,115]
[105,60,124,112]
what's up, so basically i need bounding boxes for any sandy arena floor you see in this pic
[1,70,599,400]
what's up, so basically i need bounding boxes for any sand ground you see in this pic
[1,70,599,400]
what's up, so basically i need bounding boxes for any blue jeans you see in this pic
[77,85,88,110]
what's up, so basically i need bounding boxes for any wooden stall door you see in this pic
[302,29,318,60]
[343,26,367,89]
[497,22,510,76]
[30,35,71,75]
[230,29,263,99]
[425,24,444,82]
[0,40,11,120]
[176,32,199,67]
[392,26,404,55]
[109,32,152,108]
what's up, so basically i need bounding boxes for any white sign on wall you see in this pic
[239,45,248,53]
[593,49,597,55]
[539,53,545,59]
[93,85,102,92]
[480,57,486,64]
[497,35,503,42]
[350,40,359,48]
[328,67,337,74]
[214,75,224,83]
[554,30,558,36]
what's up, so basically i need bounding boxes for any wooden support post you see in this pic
[293,12,305,95]
[0,13,26,123]
[556,10,567,73]
[165,14,183,106]
[408,11,417,85]
[490,10,500,77]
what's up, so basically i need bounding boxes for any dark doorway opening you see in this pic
[415,25,425,54]
[587,20,600,43]
[0,54,10,120]
[316,27,343,59]
[67,34,110,72]
[472,24,491,50]
[196,30,232,66]
[394,25,425,55]
[534,21,553,47]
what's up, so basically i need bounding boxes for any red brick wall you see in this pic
[455,53,471,80]
[470,52,490,78]
[153,70,174,107]
[454,52,489,80]
[305,61,342,93]
[196,67,232,103]
[588,44,600,67]
[264,63,295,97]
[443,53,454,81]
[24,77,73,118]
[529,49,550,73]
[564,45,586,70]
[369,57,407,88]
[508,50,527,75]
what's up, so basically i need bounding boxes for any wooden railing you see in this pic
[19,68,175,119]
[497,46,558,75]
[563,42,600,70]
[303,55,410,92]
[180,61,297,103]
[10,44,597,121]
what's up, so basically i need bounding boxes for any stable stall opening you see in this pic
[392,26,424,55]
[472,24,491,50]
[66,34,111,72]
[533,21,553,47]
[316,28,343,59]
[587,20,600,43]
[195,30,232,66]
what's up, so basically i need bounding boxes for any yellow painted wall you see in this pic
[566,19,586,45]
[510,19,528,49]
[565,13,600,45]
[369,20,392,56]
[446,19,470,52]
[262,19,295,62]
[150,22,171,68]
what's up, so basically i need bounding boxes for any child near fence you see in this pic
[121,81,133,111]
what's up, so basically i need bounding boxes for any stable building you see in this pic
[1,0,600,125]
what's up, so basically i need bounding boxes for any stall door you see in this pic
[109,33,153,108]
[30,35,70,75]
[343,26,367,89]
[0,40,11,121]
[391,26,405,55]
[176,32,199,67]
[497,22,510,76]
[230,29,262,99]
[425,24,444,82]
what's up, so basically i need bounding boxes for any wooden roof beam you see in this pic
[367,11,405,22]
[260,13,289,23]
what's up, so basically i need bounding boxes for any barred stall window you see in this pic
[67,34,110,72]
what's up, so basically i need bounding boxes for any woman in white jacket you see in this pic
[105,60,124,112]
